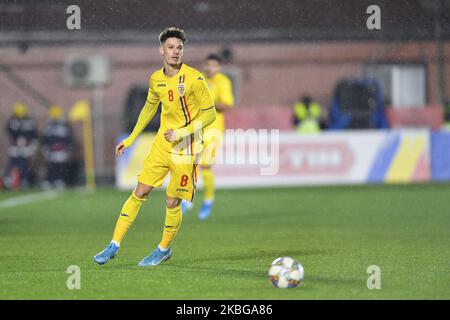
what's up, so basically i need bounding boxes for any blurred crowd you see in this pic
[1,103,80,191]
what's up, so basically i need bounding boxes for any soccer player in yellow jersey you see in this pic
[94,27,216,267]
[181,54,234,219]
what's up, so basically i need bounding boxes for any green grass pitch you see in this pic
[0,183,449,299]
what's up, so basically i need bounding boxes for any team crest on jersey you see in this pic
[177,84,185,96]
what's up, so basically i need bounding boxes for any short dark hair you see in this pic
[159,27,186,44]
[206,53,222,64]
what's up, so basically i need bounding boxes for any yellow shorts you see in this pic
[138,141,199,201]
[201,126,224,166]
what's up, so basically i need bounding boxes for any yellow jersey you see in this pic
[145,63,215,155]
[205,72,234,132]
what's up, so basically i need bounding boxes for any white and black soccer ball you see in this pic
[268,257,304,288]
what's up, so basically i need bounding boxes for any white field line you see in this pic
[0,191,62,209]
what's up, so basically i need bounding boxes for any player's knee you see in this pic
[134,190,148,199]
[166,197,181,208]
[134,184,153,199]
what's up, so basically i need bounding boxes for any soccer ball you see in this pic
[268,257,304,288]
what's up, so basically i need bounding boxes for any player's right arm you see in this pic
[116,77,159,156]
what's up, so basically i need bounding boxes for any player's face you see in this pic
[160,37,184,67]
[204,59,221,78]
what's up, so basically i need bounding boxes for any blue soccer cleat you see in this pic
[93,243,119,265]
[198,200,214,220]
[181,199,193,214]
[138,247,172,267]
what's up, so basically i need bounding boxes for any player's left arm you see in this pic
[164,76,216,142]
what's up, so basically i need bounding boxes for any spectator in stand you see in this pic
[2,102,39,189]
[292,95,323,134]
[41,105,74,190]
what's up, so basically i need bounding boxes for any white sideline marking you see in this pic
[0,191,61,209]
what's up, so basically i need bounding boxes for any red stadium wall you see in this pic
[1,41,450,176]
[386,105,444,131]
